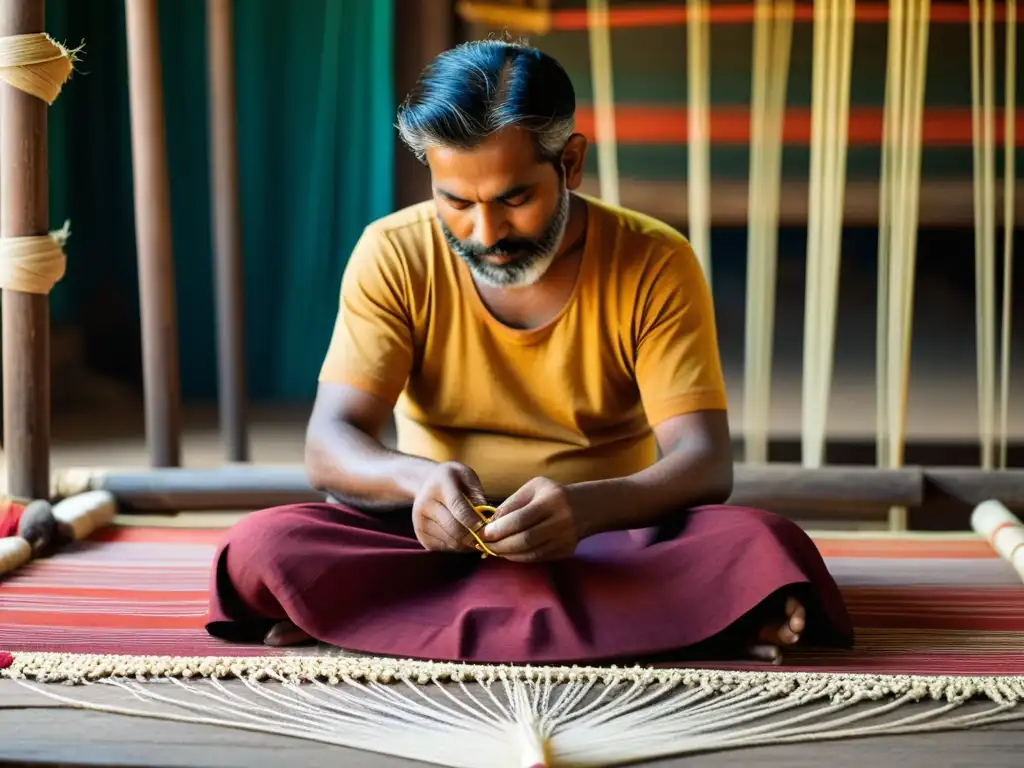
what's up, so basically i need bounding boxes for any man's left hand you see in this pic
[479,477,582,562]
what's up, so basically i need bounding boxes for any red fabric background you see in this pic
[0,501,24,539]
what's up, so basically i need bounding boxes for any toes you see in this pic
[263,620,314,647]
[755,595,807,649]
[786,596,806,636]
[756,623,780,645]
[746,643,783,664]
[777,625,800,645]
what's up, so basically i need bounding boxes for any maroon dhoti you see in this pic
[205,503,853,663]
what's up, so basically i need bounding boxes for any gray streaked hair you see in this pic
[396,38,576,165]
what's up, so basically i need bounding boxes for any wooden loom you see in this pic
[3,3,1024,765]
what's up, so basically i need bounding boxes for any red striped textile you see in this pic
[571,106,1024,147]
[1,525,1022,674]
[549,2,1013,29]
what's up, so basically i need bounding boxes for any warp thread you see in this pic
[3,652,1024,768]
[0,32,79,295]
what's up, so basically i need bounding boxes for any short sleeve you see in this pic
[633,242,728,425]
[318,225,415,404]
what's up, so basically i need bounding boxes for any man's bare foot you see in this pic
[745,596,806,664]
[263,620,315,647]
[745,643,783,664]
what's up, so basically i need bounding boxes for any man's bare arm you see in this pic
[570,409,734,538]
[304,382,436,511]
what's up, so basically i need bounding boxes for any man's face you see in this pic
[426,127,575,288]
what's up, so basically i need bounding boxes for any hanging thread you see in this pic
[875,0,930,531]
[743,0,794,464]
[586,0,620,206]
[687,0,713,285]
[998,0,1017,469]
[970,0,998,469]
[801,0,856,468]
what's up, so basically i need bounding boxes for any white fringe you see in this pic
[4,653,1024,767]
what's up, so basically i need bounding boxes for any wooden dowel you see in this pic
[207,0,249,463]
[54,463,928,513]
[729,464,924,513]
[57,466,325,511]
[63,464,1024,519]
[925,468,1024,510]
[1,0,51,500]
[124,0,182,468]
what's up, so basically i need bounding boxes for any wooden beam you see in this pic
[55,463,935,514]
[56,466,325,511]
[924,468,1024,509]
[728,464,923,513]
[1,0,51,500]
[206,0,249,463]
[124,0,182,468]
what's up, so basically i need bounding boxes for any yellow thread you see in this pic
[463,502,498,558]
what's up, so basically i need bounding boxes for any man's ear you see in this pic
[559,133,588,190]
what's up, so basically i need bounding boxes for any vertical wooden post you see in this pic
[392,0,456,209]
[1,0,51,499]
[207,0,248,463]
[124,0,182,467]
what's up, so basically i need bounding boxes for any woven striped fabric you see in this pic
[1,525,1022,674]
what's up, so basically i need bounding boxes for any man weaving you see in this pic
[206,39,852,663]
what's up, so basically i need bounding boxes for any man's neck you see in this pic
[556,193,588,261]
[470,195,589,330]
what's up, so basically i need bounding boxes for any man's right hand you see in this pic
[412,462,489,553]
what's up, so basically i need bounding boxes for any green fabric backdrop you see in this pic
[43,0,394,402]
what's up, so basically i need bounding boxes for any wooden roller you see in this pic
[971,499,1024,582]
[53,463,926,514]
[52,490,117,541]
[0,536,31,577]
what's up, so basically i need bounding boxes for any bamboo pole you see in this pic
[207,0,249,463]
[1,0,52,499]
[124,0,182,468]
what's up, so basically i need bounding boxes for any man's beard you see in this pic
[441,185,570,288]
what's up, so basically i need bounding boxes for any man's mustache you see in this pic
[458,238,541,259]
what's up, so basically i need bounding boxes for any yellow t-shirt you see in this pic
[319,195,728,499]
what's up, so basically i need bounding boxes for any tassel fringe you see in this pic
[4,653,1024,767]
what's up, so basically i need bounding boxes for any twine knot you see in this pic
[0,32,77,104]
[0,220,71,294]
